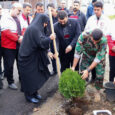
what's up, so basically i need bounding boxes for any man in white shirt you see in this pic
[85,1,111,37]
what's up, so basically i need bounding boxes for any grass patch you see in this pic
[109,15,115,19]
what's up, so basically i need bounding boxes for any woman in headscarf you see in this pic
[18,14,55,104]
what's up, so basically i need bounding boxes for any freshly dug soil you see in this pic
[67,107,82,115]
[65,97,90,115]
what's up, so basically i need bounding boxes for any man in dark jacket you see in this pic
[47,3,58,24]
[86,0,97,19]
[69,0,87,32]
[54,11,81,72]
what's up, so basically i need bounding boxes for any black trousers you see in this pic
[0,46,3,89]
[0,77,3,89]
[109,55,115,82]
[60,51,79,72]
[0,46,3,74]
[3,48,19,85]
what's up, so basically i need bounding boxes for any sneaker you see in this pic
[8,83,18,90]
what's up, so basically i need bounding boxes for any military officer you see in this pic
[72,29,107,102]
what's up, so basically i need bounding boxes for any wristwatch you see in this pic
[87,68,91,73]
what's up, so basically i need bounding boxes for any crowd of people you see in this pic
[0,0,115,104]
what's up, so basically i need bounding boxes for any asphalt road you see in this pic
[0,62,59,115]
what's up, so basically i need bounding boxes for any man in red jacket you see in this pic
[108,35,115,82]
[19,3,32,36]
[1,3,22,90]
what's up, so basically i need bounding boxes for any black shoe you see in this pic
[35,94,42,100]
[8,83,18,90]
[33,92,42,100]
[25,95,39,104]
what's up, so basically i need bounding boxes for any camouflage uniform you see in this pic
[74,32,107,90]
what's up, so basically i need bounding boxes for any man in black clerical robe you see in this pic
[54,11,81,72]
